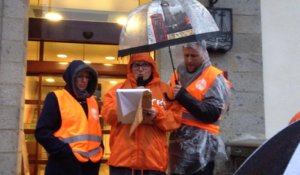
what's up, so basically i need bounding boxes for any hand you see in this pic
[173,82,182,97]
[142,108,157,124]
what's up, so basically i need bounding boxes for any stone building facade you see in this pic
[0,0,265,174]
[0,0,28,174]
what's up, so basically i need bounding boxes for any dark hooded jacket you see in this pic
[35,60,99,175]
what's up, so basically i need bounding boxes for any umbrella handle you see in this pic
[163,92,177,102]
[165,46,179,102]
[168,46,179,83]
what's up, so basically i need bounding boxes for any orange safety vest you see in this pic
[171,66,223,135]
[54,89,103,162]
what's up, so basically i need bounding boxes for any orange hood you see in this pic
[126,52,160,86]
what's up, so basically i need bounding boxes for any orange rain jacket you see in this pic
[54,89,103,162]
[102,53,182,172]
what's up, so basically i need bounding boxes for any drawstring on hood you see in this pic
[63,60,98,100]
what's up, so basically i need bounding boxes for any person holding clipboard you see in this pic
[102,52,182,175]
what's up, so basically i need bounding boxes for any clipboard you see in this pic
[116,89,152,124]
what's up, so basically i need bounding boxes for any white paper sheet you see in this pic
[116,88,151,124]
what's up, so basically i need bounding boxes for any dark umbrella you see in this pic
[234,120,300,175]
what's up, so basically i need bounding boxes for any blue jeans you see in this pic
[109,166,166,175]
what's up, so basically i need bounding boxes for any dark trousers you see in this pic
[170,161,215,175]
[110,166,166,175]
[80,161,101,175]
[45,157,100,175]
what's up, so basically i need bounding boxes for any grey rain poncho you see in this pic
[168,54,230,174]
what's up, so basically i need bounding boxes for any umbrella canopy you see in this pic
[234,120,300,175]
[118,0,219,57]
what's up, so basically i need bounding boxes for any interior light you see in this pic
[57,54,67,58]
[117,17,127,26]
[105,56,115,60]
[45,12,63,21]
[46,78,55,83]
[83,60,91,64]
[59,62,69,65]
[104,63,113,66]
[109,80,118,85]
[127,18,138,28]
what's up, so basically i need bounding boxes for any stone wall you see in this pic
[0,0,28,174]
[213,0,264,142]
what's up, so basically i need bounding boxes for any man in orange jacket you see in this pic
[102,52,182,175]
[35,60,103,175]
[168,40,231,175]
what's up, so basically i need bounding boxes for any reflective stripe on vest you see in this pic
[54,89,103,162]
[73,146,102,159]
[171,66,223,135]
[61,134,102,160]
[182,112,220,134]
[61,134,102,144]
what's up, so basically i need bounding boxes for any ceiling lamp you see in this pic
[117,17,127,26]
[57,54,67,58]
[104,63,113,66]
[105,56,115,60]
[44,0,63,21]
[83,60,91,64]
[109,81,118,85]
[45,78,55,83]
[45,12,63,21]
[59,62,69,65]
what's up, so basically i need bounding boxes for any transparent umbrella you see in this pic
[118,0,219,58]
[118,0,219,99]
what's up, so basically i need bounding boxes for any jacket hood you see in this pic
[63,60,98,99]
[126,52,160,86]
